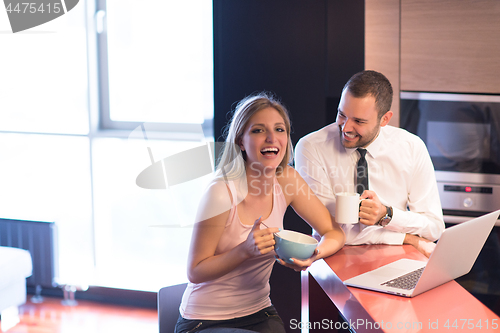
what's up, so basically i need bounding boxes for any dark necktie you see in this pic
[356,148,368,195]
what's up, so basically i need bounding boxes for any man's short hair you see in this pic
[343,70,393,119]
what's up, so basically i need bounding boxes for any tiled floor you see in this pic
[4,297,158,333]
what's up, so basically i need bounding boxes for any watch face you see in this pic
[380,217,391,227]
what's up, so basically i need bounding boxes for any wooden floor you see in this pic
[3,296,158,333]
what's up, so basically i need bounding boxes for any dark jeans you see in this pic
[174,305,286,333]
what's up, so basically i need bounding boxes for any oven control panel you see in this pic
[438,182,500,214]
[443,185,493,194]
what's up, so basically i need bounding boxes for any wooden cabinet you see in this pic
[365,0,401,126]
[366,0,500,125]
[400,0,500,94]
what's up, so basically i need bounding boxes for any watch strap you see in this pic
[377,205,392,226]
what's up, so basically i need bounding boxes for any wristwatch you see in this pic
[377,205,393,227]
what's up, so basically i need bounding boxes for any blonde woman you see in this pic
[176,93,345,333]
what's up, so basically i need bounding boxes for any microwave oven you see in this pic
[400,92,500,217]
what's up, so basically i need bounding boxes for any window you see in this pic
[92,0,214,291]
[0,0,214,292]
[91,137,213,290]
[97,0,213,134]
[0,7,89,135]
[0,3,93,286]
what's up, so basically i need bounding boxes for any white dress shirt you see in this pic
[295,123,445,245]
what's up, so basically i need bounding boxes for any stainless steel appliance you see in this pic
[400,92,500,218]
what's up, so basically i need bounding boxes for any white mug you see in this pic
[335,192,362,224]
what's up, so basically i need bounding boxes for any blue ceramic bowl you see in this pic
[274,230,318,264]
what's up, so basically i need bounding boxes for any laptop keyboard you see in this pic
[381,267,425,290]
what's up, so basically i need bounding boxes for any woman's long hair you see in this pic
[215,92,293,181]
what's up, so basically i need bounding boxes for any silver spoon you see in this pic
[260,219,280,237]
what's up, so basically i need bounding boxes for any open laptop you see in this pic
[344,209,500,297]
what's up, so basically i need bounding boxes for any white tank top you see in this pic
[179,178,287,320]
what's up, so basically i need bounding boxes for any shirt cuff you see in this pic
[377,229,406,245]
[384,207,407,234]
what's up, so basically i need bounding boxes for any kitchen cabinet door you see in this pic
[401,0,500,94]
[365,0,400,125]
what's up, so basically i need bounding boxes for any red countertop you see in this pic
[306,244,500,332]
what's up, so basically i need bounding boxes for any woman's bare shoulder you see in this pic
[195,179,233,223]
[276,165,302,185]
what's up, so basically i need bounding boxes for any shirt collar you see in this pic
[345,126,385,159]
[336,124,386,159]
[363,126,384,159]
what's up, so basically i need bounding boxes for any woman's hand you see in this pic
[274,249,320,272]
[277,166,346,261]
[188,182,280,284]
[242,217,280,258]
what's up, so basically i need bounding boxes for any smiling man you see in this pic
[295,70,445,257]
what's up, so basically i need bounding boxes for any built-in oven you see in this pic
[400,92,500,219]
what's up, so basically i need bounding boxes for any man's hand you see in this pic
[404,234,436,258]
[359,190,386,225]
